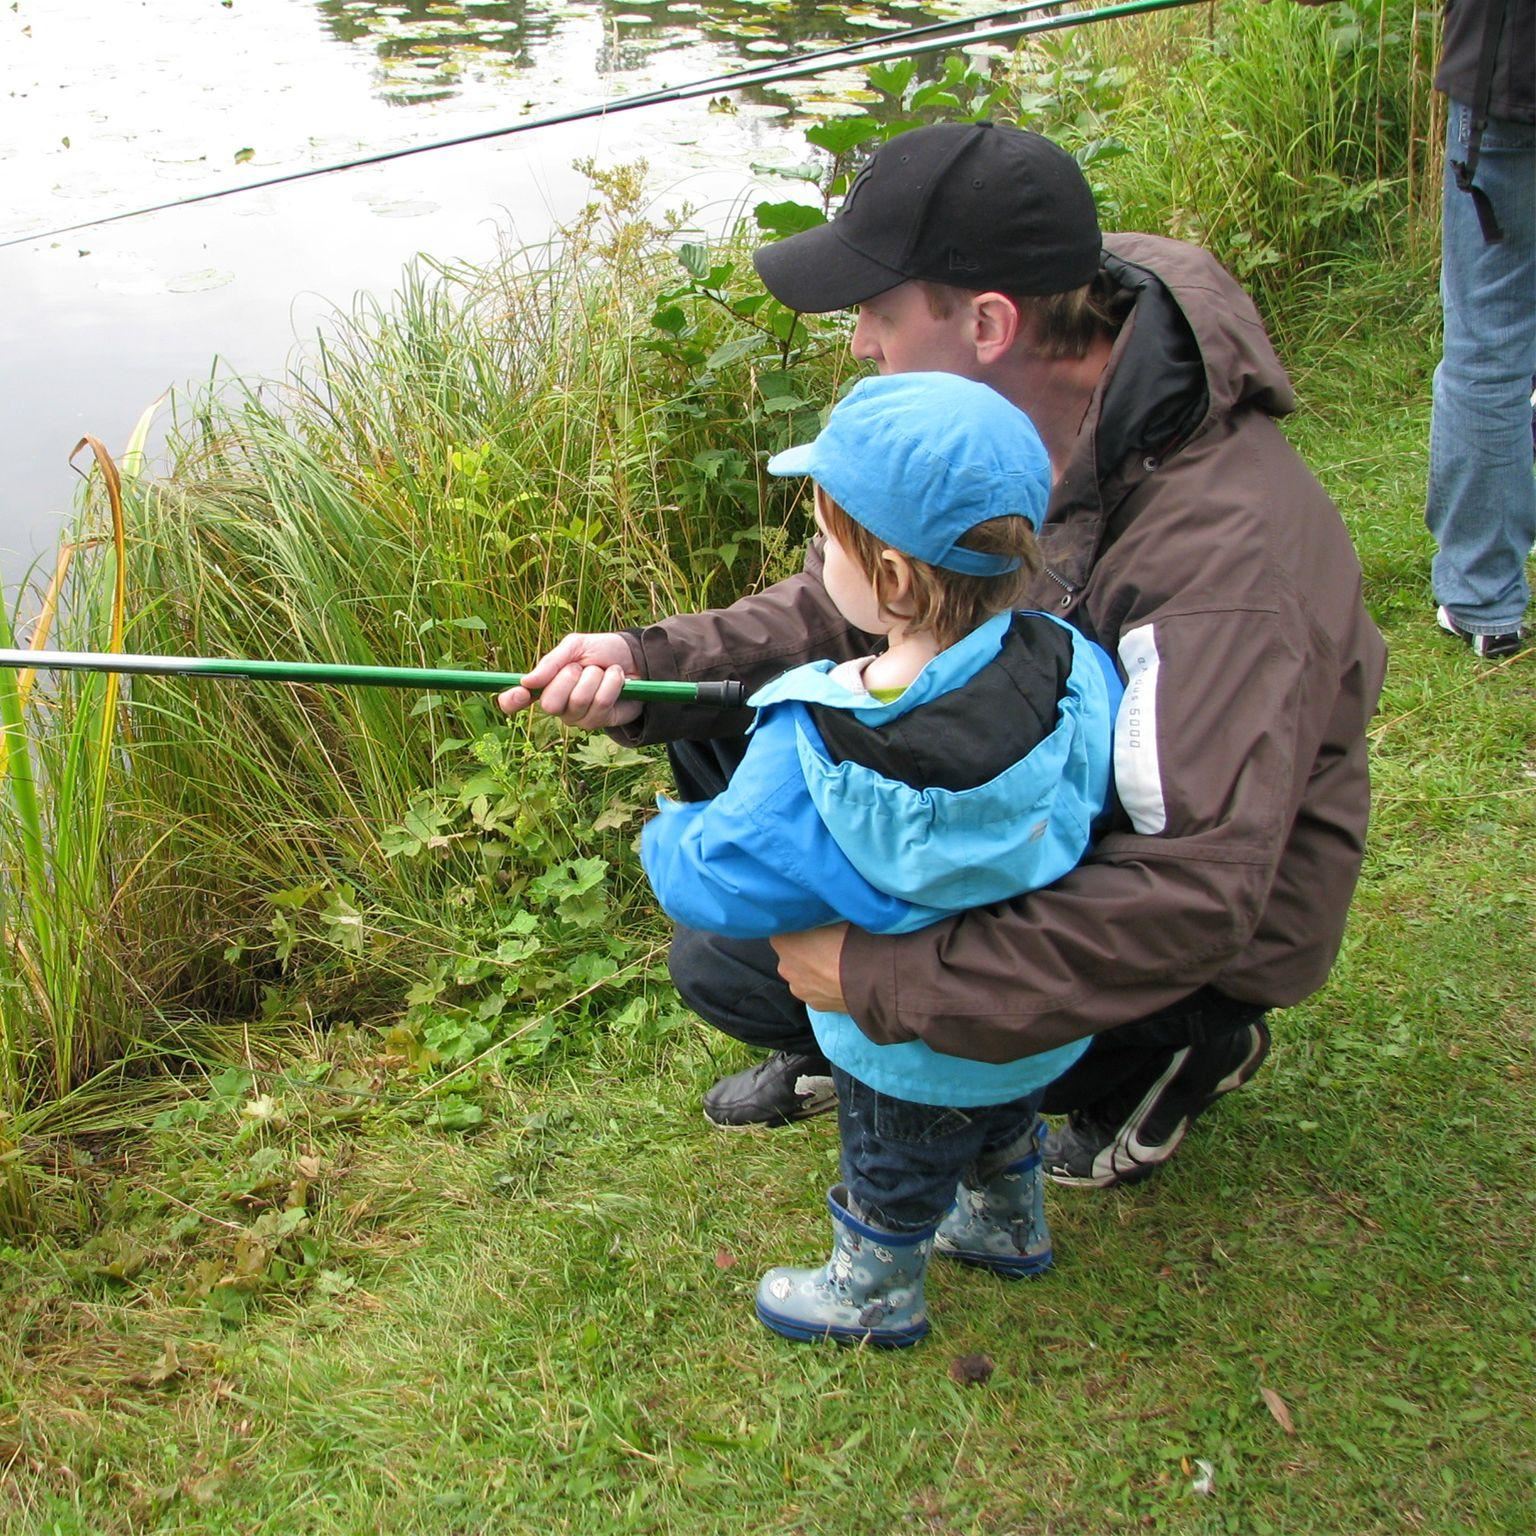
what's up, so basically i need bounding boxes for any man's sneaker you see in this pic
[703,1050,836,1128]
[1044,1020,1271,1189]
[1437,605,1523,658]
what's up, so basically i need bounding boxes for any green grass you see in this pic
[2,12,1533,1524]
[1006,0,1443,335]
[2,281,1532,1536]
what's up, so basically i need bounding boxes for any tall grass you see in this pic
[1006,0,1442,334]
[0,6,1448,1233]
[0,438,134,1231]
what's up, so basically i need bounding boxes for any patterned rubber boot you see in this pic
[934,1117,1053,1279]
[754,1186,934,1348]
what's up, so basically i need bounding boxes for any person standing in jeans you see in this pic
[1426,0,1535,658]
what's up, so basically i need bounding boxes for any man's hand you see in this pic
[496,631,643,730]
[770,924,850,1013]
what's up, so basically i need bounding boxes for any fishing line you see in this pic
[1,0,1207,251]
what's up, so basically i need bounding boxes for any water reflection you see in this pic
[313,0,971,106]
[2,0,995,586]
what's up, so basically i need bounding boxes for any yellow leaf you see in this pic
[1260,1386,1295,1434]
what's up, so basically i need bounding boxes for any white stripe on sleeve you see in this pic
[1114,623,1167,834]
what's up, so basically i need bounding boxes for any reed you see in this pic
[0,438,138,1230]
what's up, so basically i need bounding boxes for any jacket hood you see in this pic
[1039,232,1299,596]
[1096,233,1296,474]
[752,613,1119,913]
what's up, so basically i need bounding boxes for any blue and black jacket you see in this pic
[641,609,1122,1107]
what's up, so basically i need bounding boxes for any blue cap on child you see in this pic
[766,372,1050,578]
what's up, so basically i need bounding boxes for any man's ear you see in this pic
[971,291,1022,365]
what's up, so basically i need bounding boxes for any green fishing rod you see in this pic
[0,649,746,708]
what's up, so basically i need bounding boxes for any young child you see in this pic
[640,371,1122,1347]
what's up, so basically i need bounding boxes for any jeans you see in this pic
[1427,102,1536,636]
[832,1067,1043,1234]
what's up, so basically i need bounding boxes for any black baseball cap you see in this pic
[753,122,1102,313]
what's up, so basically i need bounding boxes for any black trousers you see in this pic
[662,738,1267,1116]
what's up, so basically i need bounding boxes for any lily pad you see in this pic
[166,268,236,294]
[366,199,441,218]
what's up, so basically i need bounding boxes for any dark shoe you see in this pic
[1044,1019,1271,1189]
[1437,605,1523,658]
[703,1050,836,1128]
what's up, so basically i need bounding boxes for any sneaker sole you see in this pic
[702,1101,838,1130]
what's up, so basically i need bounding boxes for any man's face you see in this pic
[849,281,981,378]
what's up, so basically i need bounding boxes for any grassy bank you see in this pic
[5,233,1533,1536]
[0,0,1439,1215]
[3,314,1533,1525]
[3,3,1533,1530]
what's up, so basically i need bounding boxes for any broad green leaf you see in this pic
[704,335,769,371]
[753,200,825,236]
[804,116,881,156]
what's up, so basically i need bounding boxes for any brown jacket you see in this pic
[621,234,1388,1062]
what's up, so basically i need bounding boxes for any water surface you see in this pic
[2,0,995,591]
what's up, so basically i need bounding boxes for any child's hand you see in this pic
[497,632,643,730]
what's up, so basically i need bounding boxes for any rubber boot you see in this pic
[754,1185,934,1347]
[934,1117,1053,1278]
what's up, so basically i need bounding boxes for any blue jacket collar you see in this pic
[747,610,1013,722]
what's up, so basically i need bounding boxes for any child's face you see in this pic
[814,489,892,637]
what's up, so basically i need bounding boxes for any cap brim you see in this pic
[752,222,908,314]
[765,443,815,478]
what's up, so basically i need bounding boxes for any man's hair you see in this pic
[817,491,1041,650]
[917,271,1128,360]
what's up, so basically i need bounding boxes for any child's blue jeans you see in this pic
[832,1065,1044,1234]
